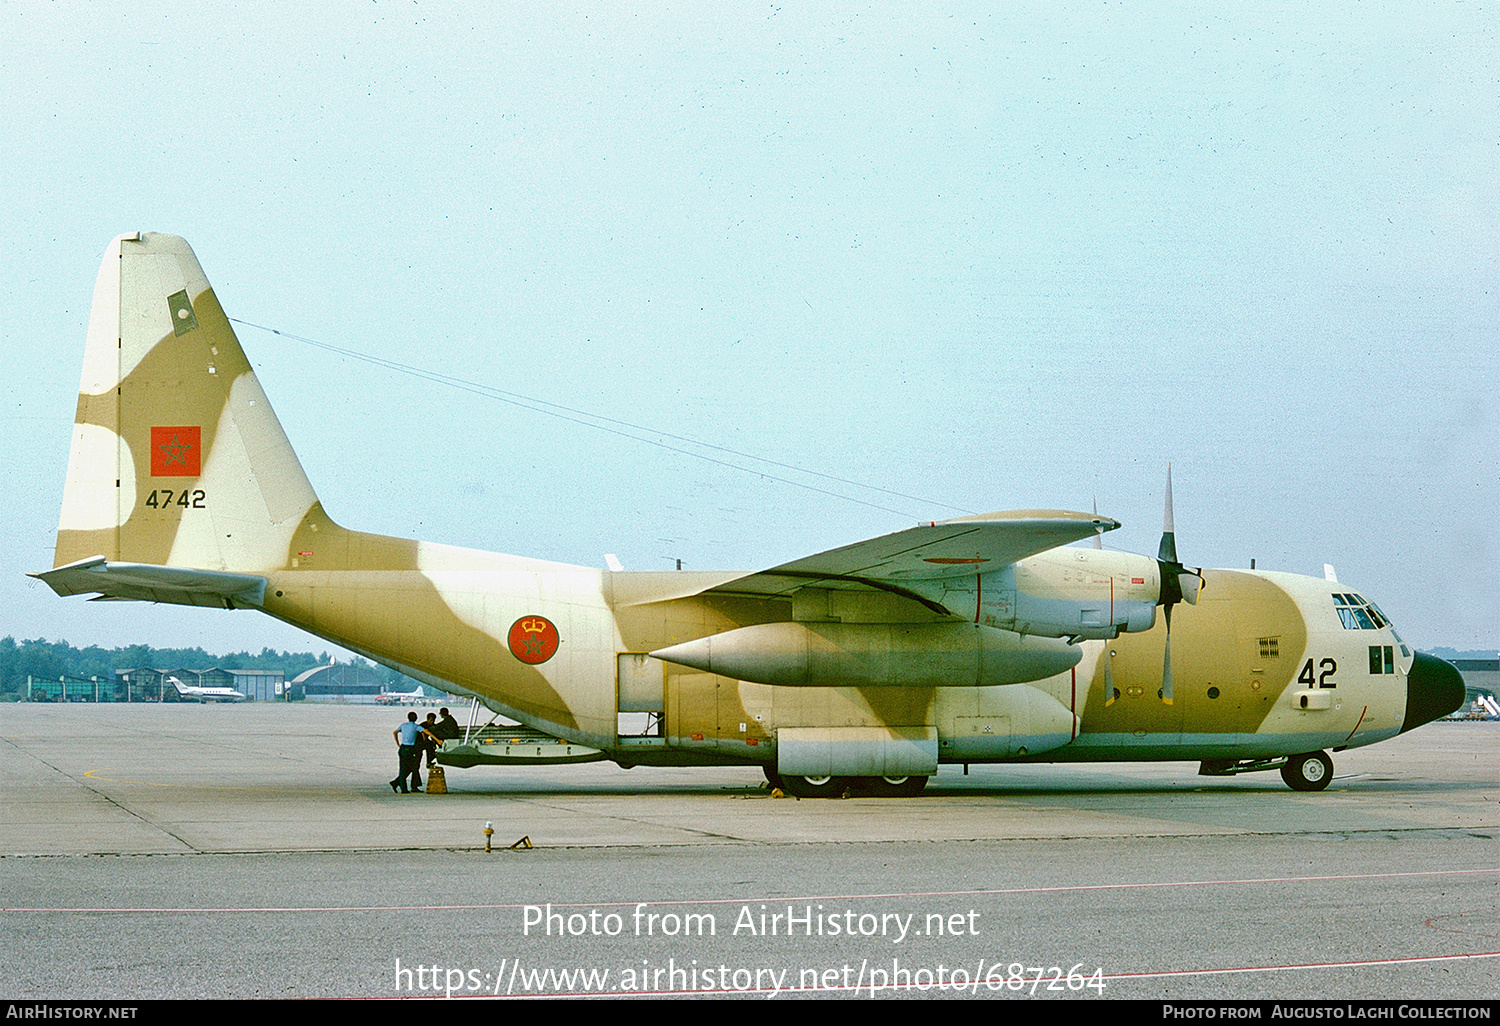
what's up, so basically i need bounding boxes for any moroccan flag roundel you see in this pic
[150,426,201,477]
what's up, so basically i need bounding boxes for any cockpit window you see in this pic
[1332,593,1389,631]
[1390,628,1409,658]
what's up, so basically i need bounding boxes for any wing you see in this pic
[707,509,1118,601]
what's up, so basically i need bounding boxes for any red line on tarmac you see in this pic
[439,950,1500,999]
[1104,949,1500,981]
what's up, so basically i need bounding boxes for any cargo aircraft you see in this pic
[33,234,1465,795]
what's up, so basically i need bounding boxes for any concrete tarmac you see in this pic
[1,703,1495,1000]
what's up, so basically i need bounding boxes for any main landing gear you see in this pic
[764,767,930,798]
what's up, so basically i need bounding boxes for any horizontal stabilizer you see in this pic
[31,556,267,609]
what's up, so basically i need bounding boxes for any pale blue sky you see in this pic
[2,2,1495,654]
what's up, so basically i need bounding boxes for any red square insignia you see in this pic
[150,426,201,477]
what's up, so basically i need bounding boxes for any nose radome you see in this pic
[1401,652,1466,733]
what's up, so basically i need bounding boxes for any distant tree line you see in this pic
[0,636,422,696]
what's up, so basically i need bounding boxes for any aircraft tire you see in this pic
[1280,751,1334,792]
[763,766,785,790]
[863,775,929,797]
[780,774,848,799]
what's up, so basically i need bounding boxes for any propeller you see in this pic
[1156,465,1203,705]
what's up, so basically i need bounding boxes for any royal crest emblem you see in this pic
[507,614,560,664]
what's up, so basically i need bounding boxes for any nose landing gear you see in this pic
[1280,750,1334,791]
[1199,750,1337,791]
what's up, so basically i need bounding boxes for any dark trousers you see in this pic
[395,745,422,791]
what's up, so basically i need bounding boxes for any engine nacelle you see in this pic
[651,621,1081,688]
[925,548,1160,640]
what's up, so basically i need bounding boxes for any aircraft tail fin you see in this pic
[54,233,320,574]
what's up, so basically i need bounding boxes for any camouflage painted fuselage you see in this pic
[39,234,1461,784]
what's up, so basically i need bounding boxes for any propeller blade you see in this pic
[1179,570,1203,606]
[1161,606,1175,705]
[1158,464,1179,564]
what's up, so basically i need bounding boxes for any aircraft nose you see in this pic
[1400,652,1466,733]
